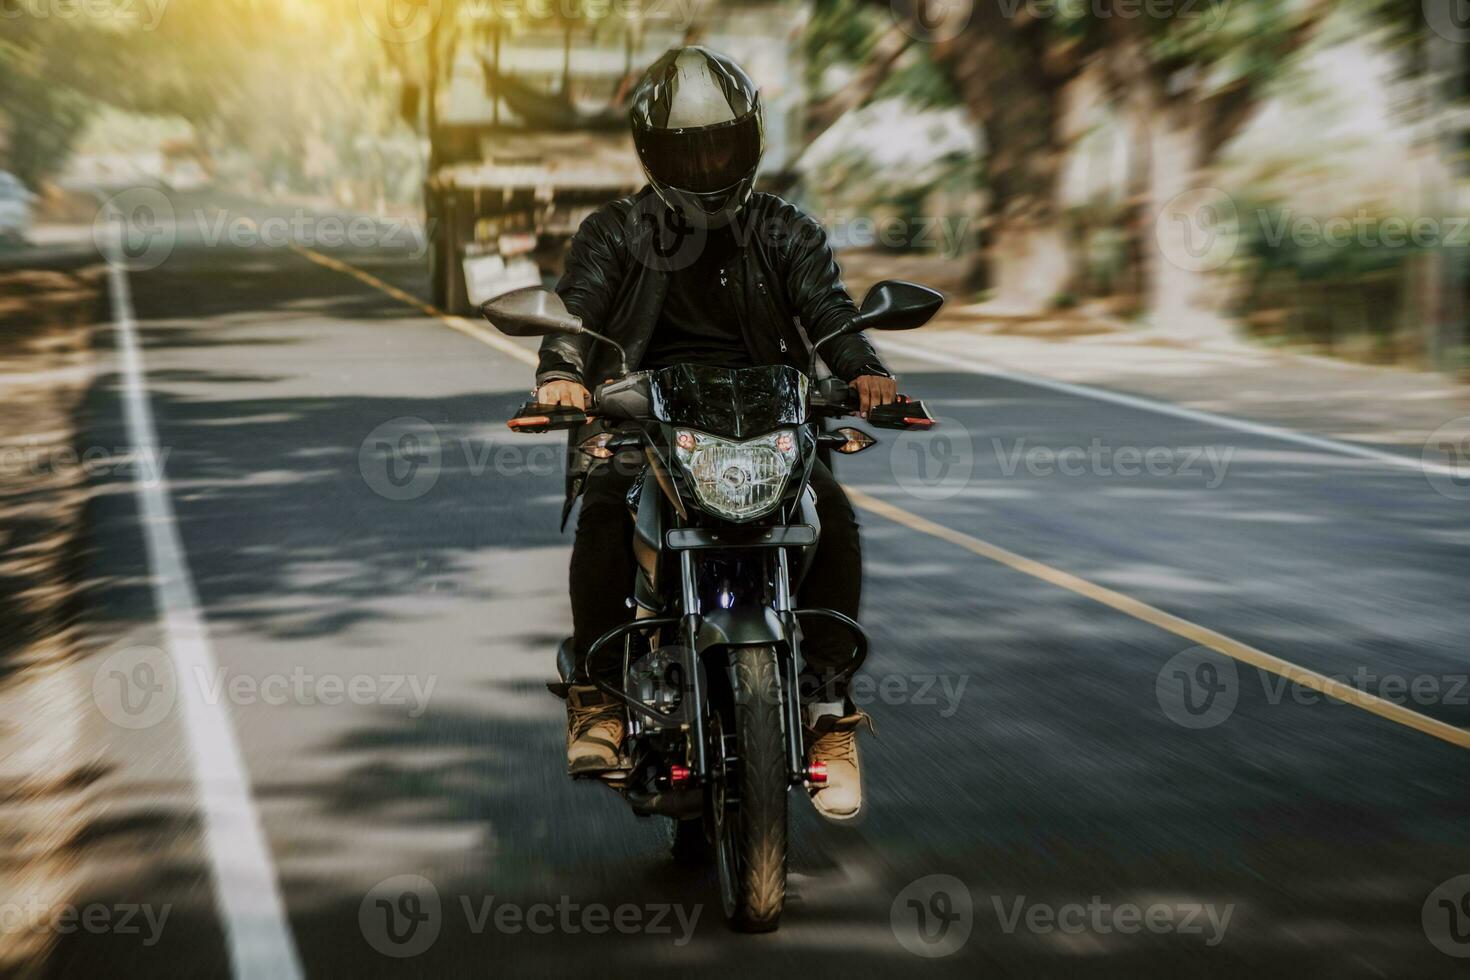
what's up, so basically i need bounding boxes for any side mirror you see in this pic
[480,287,583,338]
[850,280,944,333]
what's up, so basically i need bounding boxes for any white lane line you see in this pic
[877,338,1459,478]
[105,255,304,980]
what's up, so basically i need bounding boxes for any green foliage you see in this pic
[1,0,415,195]
[805,0,956,109]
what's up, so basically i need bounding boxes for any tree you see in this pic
[1093,0,1335,336]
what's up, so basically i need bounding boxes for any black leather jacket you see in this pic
[540,187,890,520]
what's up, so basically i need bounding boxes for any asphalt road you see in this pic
[42,195,1470,978]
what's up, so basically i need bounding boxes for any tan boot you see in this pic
[566,685,625,776]
[806,708,875,821]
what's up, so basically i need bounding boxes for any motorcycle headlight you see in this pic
[672,428,799,522]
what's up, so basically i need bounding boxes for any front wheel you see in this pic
[713,645,788,932]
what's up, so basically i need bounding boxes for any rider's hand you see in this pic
[850,374,898,417]
[536,380,590,410]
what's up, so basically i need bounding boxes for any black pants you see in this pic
[570,459,862,692]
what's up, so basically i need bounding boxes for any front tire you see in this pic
[715,645,788,932]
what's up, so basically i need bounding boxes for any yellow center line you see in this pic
[849,488,1470,751]
[287,244,539,368]
[292,242,1470,752]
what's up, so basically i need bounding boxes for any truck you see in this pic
[417,2,808,315]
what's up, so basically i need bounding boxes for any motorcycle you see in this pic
[482,280,942,931]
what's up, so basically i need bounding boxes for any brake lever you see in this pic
[507,400,591,432]
[864,398,936,430]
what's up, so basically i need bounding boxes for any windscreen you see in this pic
[648,364,808,438]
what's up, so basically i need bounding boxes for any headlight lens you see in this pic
[672,428,799,522]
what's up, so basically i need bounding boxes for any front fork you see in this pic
[679,548,808,784]
[679,549,711,779]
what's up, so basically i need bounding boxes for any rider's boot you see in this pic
[804,701,875,821]
[566,684,625,775]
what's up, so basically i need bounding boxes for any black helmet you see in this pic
[628,46,764,227]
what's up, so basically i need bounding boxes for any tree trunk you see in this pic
[1142,102,1238,340]
[933,13,1079,312]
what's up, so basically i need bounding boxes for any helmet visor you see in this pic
[634,111,762,195]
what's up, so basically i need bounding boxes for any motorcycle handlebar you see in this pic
[507,378,928,433]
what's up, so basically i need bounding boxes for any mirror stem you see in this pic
[582,327,630,376]
[808,325,849,377]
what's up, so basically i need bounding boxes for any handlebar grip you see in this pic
[507,401,590,432]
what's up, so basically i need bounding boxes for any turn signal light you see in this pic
[668,764,692,787]
[832,427,876,454]
[579,432,615,459]
[807,760,828,785]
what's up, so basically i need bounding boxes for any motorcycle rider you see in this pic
[535,46,896,820]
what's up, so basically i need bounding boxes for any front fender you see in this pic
[695,607,786,651]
